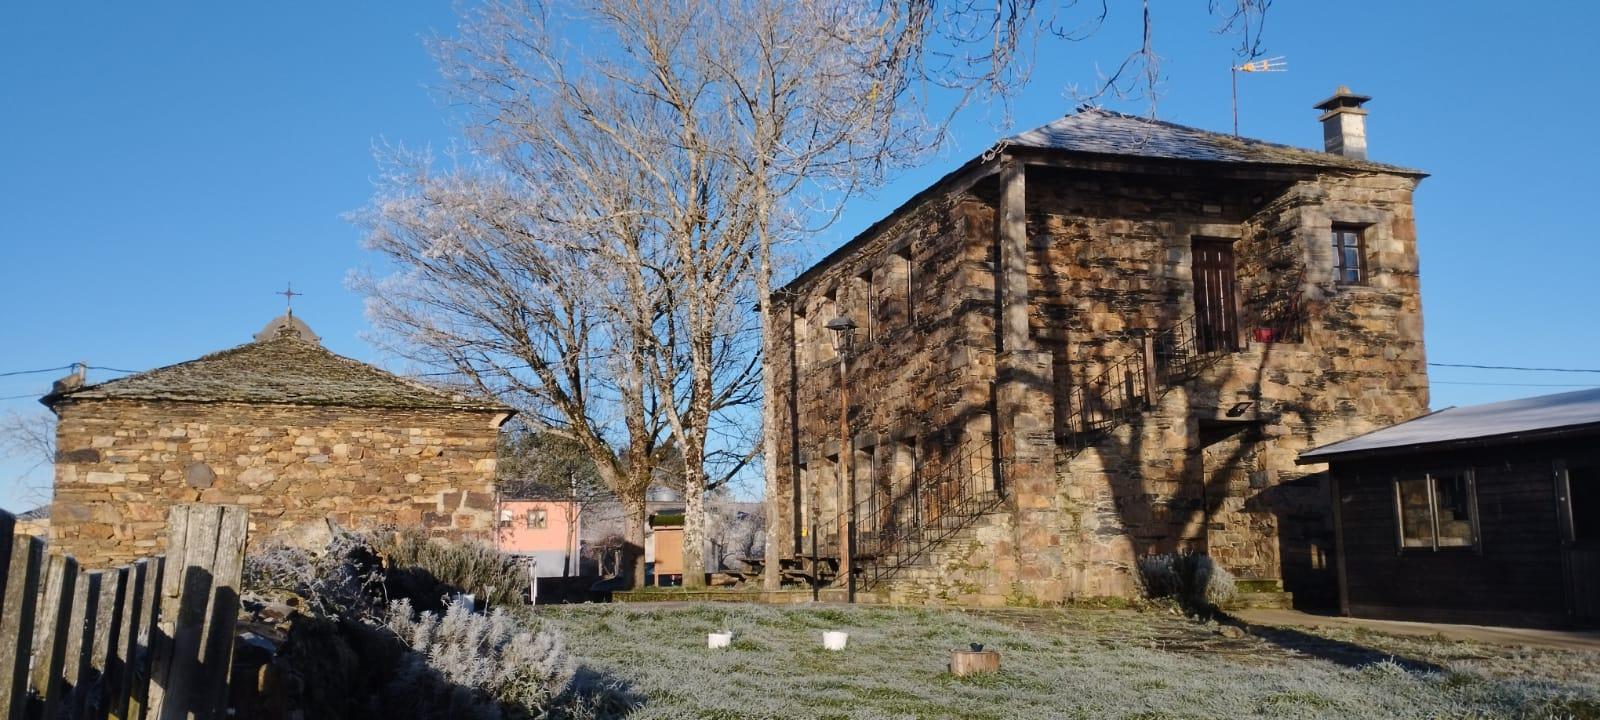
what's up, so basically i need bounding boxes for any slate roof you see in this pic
[44,314,511,413]
[1003,107,1423,175]
[16,506,49,521]
[1299,388,1600,463]
[777,105,1424,295]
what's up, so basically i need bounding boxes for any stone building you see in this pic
[766,88,1429,606]
[43,313,513,567]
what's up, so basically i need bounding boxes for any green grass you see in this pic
[539,603,1600,720]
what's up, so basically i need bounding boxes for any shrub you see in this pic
[242,530,385,619]
[376,528,530,611]
[384,597,575,719]
[1136,551,1237,612]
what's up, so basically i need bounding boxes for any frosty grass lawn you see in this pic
[540,602,1600,720]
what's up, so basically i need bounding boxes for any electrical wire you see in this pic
[1431,381,1600,389]
[0,366,69,378]
[1428,362,1600,374]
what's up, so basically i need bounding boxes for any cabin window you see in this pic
[1394,470,1478,550]
[498,509,515,528]
[1565,462,1600,543]
[526,509,548,529]
[1332,224,1367,285]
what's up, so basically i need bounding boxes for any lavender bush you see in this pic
[376,528,530,610]
[1136,551,1238,611]
[384,597,576,719]
[242,530,385,618]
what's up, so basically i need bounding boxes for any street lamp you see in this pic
[823,316,857,602]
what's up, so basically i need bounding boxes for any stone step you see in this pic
[1224,590,1294,610]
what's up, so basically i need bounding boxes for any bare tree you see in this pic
[360,0,1274,591]
[0,410,55,508]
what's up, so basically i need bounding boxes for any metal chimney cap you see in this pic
[1314,85,1371,112]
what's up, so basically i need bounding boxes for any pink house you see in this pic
[496,499,582,577]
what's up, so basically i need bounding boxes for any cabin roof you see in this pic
[1299,388,1600,463]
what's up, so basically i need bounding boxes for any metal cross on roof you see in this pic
[277,282,302,313]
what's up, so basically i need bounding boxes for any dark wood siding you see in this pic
[1332,442,1582,628]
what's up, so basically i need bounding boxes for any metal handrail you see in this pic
[1058,312,1237,452]
[821,436,1001,590]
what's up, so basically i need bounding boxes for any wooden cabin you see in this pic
[1300,388,1600,628]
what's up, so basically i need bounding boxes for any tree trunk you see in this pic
[757,185,784,591]
[760,314,783,589]
[681,465,707,588]
[621,492,648,589]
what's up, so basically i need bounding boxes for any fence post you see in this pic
[111,558,150,720]
[145,505,248,720]
[26,553,77,720]
[63,570,103,720]
[0,534,44,719]
[126,556,164,720]
[90,566,129,716]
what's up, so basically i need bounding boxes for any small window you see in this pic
[1332,225,1367,285]
[1396,477,1434,548]
[891,245,914,328]
[498,509,515,528]
[1565,462,1600,543]
[792,309,810,370]
[816,289,838,362]
[854,269,874,342]
[526,509,548,529]
[1394,470,1478,550]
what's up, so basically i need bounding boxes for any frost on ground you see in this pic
[541,603,1600,720]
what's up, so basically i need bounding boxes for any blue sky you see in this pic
[2,2,1596,511]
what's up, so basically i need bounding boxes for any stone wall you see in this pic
[768,158,1428,607]
[770,183,1000,560]
[50,399,504,567]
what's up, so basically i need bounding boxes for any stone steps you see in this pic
[1225,590,1295,610]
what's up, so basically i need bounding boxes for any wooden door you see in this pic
[1558,460,1600,621]
[1192,239,1239,353]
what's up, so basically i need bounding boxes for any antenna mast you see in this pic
[1231,56,1287,136]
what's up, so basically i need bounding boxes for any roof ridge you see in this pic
[46,329,509,412]
[1006,105,1424,175]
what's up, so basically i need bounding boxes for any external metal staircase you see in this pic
[818,301,1309,593]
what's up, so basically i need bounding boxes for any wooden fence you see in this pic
[0,504,248,720]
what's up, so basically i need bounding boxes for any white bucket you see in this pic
[822,631,849,651]
[708,631,733,649]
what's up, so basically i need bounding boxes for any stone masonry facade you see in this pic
[44,314,511,568]
[767,105,1428,606]
[51,401,503,567]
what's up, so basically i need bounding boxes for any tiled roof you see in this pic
[45,314,510,412]
[1003,107,1423,175]
[1300,388,1600,462]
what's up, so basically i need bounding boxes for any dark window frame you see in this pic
[892,244,915,328]
[1392,468,1481,553]
[1332,223,1369,286]
[526,508,548,530]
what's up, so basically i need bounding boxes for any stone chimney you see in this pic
[1313,85,1371,160]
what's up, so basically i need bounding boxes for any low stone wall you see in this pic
[51,399,503,567]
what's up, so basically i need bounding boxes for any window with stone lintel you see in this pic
[1332,224,1368,285]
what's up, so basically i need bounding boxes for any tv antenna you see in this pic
[1231,56,1287,136]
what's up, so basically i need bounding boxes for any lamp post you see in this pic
[823,315,858,603]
